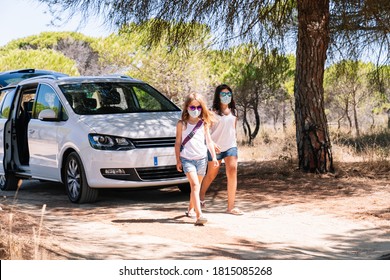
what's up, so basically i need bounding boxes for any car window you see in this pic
[132,86,163,111]
[0,73,40,87]
[33,84,65,120]
[0,69,68,87]
[59,82,179,115]
[0,88,9,105]
[0,88,16,119]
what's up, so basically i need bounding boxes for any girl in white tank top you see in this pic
[210,112,237,153]
[175,93,218,225]
[200,84,244,216]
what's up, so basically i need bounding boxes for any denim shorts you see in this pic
[207,146,238,161]
[180,157,207,175]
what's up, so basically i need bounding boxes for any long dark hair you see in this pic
[212,84,237,116]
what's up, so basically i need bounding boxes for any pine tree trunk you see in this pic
[295,0,334,173]
[387,109,390,129]
[282,100,287,133]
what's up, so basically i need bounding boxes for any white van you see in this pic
[0,75,189,203]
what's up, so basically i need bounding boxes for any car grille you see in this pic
[136,165,185,180]
[131,137,176,148]
[101,165,185,181]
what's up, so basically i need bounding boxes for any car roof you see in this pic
[17,75,144,86]
[0,68,68,87]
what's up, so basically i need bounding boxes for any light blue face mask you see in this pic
[188,109,201,118]
[220,95,232,104]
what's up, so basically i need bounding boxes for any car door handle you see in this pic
[28,129,35,134]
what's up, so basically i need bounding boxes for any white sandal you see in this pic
[195,216,207,225]
[185,210,196,219]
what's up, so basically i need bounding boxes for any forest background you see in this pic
[1,19,389,163]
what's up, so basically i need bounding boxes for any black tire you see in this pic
[178,183,191,194]
[0,172,19,191]
[64,152,98,203]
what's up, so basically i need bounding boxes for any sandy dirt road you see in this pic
[1,161,390,260]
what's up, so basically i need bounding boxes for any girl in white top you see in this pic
[200,84,243,215]
[175,93,218,225]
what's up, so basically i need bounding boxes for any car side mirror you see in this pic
[38,109,58,121]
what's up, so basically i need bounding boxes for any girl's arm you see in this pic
[205,124,219,167]
[210,111,221,153]
[175,120,183,172]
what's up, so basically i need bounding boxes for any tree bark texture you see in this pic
[294,0,334,173]
[242,107,252,144]
[282,100,286,133]
[352,89,360,137]
[251,104,260,141]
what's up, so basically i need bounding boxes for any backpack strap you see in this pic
[180,120,203,151]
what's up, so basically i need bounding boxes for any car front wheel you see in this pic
[64,152,98,203]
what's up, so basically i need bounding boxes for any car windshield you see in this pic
[59,82,180,115]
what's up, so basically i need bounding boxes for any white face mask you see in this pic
[220,95,232,104]
[188,109,201,118]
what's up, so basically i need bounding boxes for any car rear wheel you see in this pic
[64,152,98,203]
[0,172,20,191]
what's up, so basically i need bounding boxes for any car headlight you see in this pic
[88,134,136,150]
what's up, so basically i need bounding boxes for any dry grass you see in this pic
[0,196,47,260]
[238,125,297,163]
[238,125,390,174]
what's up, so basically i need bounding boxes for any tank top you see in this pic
[180,121,207,160]
[210,112,237,152]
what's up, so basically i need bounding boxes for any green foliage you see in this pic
[0,32,108,75]
[282,54,296,98]
[213,44,292,143]
[368,65,390,104]
[207,49,235,85]
[0,49,79,75]
[120,20,212,50]
[2,32,96,51]
[0,25,388,138]
[223,45,291,95]
[91,33,139,69]
[116,21,214,104]
[324,59,380,135]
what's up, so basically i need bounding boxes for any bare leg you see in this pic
[200,161,221,201]
[188,192,194,212]
[224,156,238,212]
[186,171,204,218]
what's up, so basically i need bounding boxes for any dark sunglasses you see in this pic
[188,105,202,111]
[220,91,232,97]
